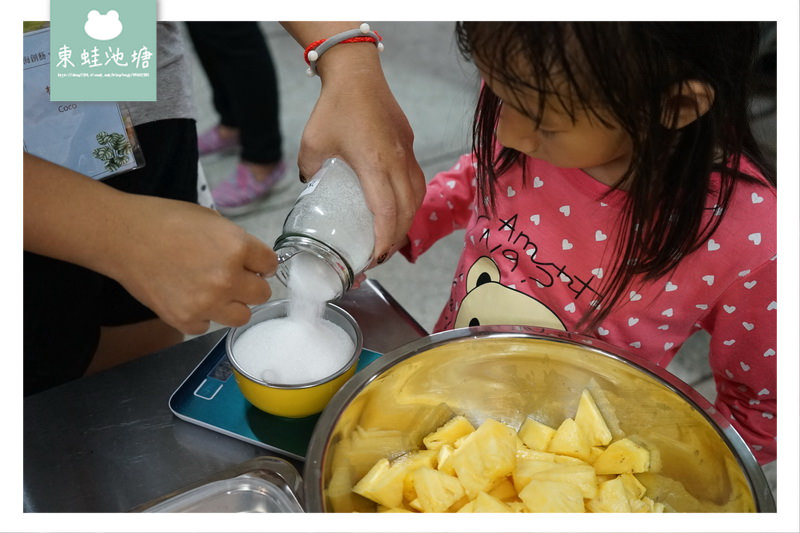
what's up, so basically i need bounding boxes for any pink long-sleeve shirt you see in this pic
[401,153,777,464]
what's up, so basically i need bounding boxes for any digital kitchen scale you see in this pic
[169,332,383,461]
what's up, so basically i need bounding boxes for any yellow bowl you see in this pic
[226,300,363,418]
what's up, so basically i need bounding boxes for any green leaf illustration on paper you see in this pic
[92,130,131,172]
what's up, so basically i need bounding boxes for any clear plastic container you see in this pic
[274,158,374,298]
[139,456,304,513]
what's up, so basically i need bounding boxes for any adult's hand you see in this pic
[24,153,276,334]
[107,196,276,334]
[281,22,426,265]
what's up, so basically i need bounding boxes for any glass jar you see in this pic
[274,158,375,299]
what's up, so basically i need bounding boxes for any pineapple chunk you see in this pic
[407,402,457,446]
[516,447,556,462]
[584,379,624,439]
[436,444,456,475]
[448,494,472,512]
[574,389,613,446]
[488,477,518,502]
[423,415,476,450]
[518,417,556,451]
[619,472,646,500]
[352,458,405,509]
[528,464,598,499]
[593,438,651,475]
[376,505,413,512]
[519,480,585,512]
[516,447,587,465]
[456,500,475,513]
[352,448,438,509]
[506,501,527,513]
[410,466,466,513]
[547,417,592,461]
[630,496,665,513]
[588,446,605,464]
[629,498,650,513]
[453,433,471,448]
[396,449,438,503]
[472,491,513,512]
[512,459,561,493]
[586,476,631,512]
[451,418,518,498]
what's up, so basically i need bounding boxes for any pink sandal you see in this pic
[211,161,287,216]
[197,125,240,156]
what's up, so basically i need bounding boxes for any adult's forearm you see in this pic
[23,152,129,278]
[24,152,278,334]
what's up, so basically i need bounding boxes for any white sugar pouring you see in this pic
[232,253,355,385]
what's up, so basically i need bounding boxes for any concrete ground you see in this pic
[183,21,777,497]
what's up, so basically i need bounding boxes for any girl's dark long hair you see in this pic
[455,22,775,332]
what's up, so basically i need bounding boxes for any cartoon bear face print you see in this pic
[454,256,567,331]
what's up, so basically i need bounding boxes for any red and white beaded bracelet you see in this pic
[303,23,384,77]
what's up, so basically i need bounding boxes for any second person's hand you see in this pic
[282,21,426,266]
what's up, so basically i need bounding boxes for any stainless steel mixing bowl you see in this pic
[303,326,775,512]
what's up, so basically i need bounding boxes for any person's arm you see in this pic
[24,152,276,334]
[399,152,478,264]
[280,22,426,265]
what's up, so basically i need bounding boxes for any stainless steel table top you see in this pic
[23,279,427,512]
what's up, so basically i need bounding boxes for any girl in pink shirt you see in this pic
[399,23,776,464]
